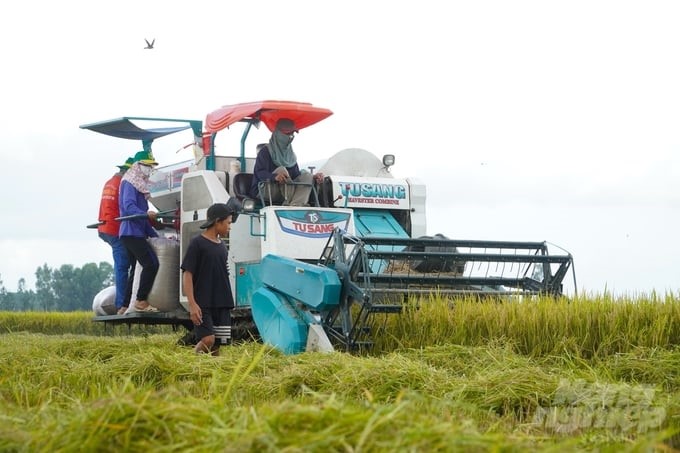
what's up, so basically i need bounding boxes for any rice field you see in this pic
[0,293,678,452]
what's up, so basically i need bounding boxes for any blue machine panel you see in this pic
[260,254,341,311]
[353,209,410,238]
[353,209,410,273]
[234,261,262,308]
[251,287,308,354]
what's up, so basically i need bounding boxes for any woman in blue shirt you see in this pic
[119,150,160,313]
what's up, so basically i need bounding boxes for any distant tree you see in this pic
[97,262,114,288]
[0,274,8,310]
[35,264,57,311]
[52,262,113,311]
[1,262,114,312]
[0,292,15,311]
[52,265,79,311]
[15,279,36,311]
[77,262,113,310]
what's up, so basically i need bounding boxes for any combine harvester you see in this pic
[82,100,575,354]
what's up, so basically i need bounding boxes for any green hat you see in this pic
[133,150,159,166]
[117,157,134,171]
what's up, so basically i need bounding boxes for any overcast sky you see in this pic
[1,1,680,297]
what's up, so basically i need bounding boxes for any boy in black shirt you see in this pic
[181,201,239,355]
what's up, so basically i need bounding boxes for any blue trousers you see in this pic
[99,232,134,309]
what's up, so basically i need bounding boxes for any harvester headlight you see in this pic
[242,198,257,212]
[382,154,395,168]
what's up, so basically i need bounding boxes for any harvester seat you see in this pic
[231,173,254,202]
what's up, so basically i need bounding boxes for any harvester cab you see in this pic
[83,101,576,355]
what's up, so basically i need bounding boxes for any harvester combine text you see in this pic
[83,101,575,354]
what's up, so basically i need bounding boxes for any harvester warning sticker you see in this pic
[275,210,351,238]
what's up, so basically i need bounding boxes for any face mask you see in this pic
[274,130,294,147]
[139,164,153,177]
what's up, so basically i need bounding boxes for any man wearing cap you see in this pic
[98,157,134,315]
[181,199,240,355]
[249,118,323,206]
[119,150,161,313]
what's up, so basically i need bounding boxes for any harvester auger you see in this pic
[312,228,575,352]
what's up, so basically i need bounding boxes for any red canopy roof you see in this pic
[205,100,333,134]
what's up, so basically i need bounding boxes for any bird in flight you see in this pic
[144,38,155,49]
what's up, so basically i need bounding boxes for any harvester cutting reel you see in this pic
[315,228,576,351]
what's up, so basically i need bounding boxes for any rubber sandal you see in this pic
[138,305,159,313]
[126,302,159,313]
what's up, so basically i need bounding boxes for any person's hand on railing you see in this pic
[274,172,288,184]
[273,166,291,184]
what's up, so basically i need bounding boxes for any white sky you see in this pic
[1,0,680,296]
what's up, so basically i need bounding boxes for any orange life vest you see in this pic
[97,173,122,236]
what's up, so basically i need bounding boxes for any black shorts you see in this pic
[194,307,231,341]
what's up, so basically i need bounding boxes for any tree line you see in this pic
[0,262,113,311]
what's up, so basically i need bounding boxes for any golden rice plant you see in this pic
[0,311,177,336]
[0,331,677,452]
[377,292,680,358]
